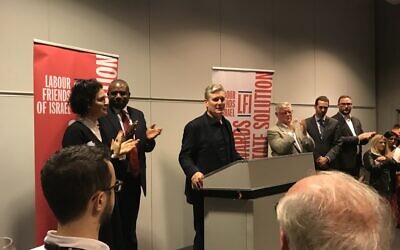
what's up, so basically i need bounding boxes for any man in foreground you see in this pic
[276,171,395,250]
[32,145,121,250]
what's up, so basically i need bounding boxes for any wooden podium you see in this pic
[202,153,315,250]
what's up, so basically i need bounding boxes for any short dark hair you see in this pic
[384,131,396,139]
[69,79,103,116]
[393,124,400,130]
[41,145,111,225]
[315,96,329,106]
[337,95,352,104]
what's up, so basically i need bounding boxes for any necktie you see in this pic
[120,110,140,177]
[318,119,325,140]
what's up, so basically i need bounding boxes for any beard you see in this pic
[99,198,113,225]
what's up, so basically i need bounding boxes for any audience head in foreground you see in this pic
[276,171,395,250]
[34,145,121,250]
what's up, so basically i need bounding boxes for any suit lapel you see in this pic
[309,116,322,142]
[344,121,354,136]
[128,107,135,122]
[336,113,354,136]
[323,117,333,138]
[278,123,302,153]
[351,117,361,135]
[107,108,122,134]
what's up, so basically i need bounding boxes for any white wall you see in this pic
[0,0,376,249]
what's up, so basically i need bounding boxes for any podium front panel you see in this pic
[204,194,283,250]
[204,198,250,250]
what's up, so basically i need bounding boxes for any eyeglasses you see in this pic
[339,103,352,106]
[104,180,123,193]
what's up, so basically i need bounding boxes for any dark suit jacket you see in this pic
[305,116,341,170]
[332,112,368,174]
[99,106,155,195]
[363,150,399,195]
[179,112,242,203]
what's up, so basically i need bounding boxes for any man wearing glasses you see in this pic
[32,145,122,250]
[267,102,314,156]
[99,79,162,250]
[179,83,242,250]
[332,95,375,178]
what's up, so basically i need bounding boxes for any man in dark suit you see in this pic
[99,79,162,250]
[179,83,242,250]
[332,95,375,178]
[305,96,341,170]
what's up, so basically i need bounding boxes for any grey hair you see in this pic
[275,102,292,113]
[204,83,225,100]
[276,171,395,250]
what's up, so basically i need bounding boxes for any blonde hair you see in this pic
[370,134,392,158]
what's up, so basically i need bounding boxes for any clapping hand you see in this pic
[124,120,139,141]
[111,130,139,157]
[146,124,162,140]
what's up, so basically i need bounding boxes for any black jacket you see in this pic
[179,112,242,203]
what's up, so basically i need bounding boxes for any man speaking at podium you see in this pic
[179,83,242,250]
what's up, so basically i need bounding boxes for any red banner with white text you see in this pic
[33,41,119,244]
[212,68,274,159]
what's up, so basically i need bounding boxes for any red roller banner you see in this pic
[212,67,274,159]
[33,40,119,244]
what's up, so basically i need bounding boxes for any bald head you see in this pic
[109,79,129,90]
[276,171,394,250]
[108,79,131,110]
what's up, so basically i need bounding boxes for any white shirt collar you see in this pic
[43,230,110,250]
[314,115,326,122]
[339,112,351,120]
